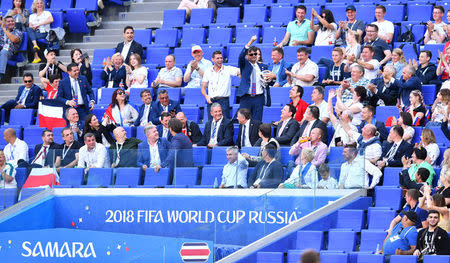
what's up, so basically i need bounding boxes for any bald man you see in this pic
[3,128,28,165]
[176,112,203,145]
[109,127,141,167]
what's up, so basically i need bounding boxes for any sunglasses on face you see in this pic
[248,53,258,57]
[117,91,125,95]
[24,80,33,83]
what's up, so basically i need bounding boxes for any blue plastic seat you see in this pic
[173,167,198,186]
[200,45,225,63]
[355,5,375,24]
[276,0,299,5]
[256,252,282,263]
[412,25,426,44]
[270,87,291,105]
[227,46,243,64]
[327,230,356,252]
[280,147,293,165]
[262,26,286,45]
[134,29,152,46]
[184,88,205,106]
[146,47,170,67]
[52,127,64,144]
[375,106,399,123]
[393,42,418,61]
[75,0,98,11]
[423,255,450,263]
[188,8,214,27]
[51,11,64,28]
[208,27,233,45]
[262,106,283,123]
[92,49,116,67]
[241,6,268,25]
[161,9,186,28]
[389,255,418,263]
[255,45,274,64]
[50,0,73,10]
[98,88,117,105]
[368,208,396,230]
[7,31,27,70]
[156,88,181,102]
[235,27,261,44]
[296,230,323,250]
[283,46,299,64]
[14,168,27,189]
[268,5,294,25]
[115,168,141,187]
[430,126,449,147]
[0,188,18,208]
[359,230,387,253]
[326,5,347,22]
[9,109,34,126]
[384,4,405,23]
[201,166,222,186]
[311,46,335,63]
[0,0,12,10]
[320,252,348,263]
[173,47,192,66]
[383,167,402,186]
[193,146,207,166]
[65,8,90,33]
[335,209,364,231]
[59,168,85,187]
[19,187,45,201]
[375,187,403,210]
[241,147,260,156]
[23,127,45,145]
[87,168,113,186]
[210,147,229,165]
[357,254,384,263]
[407,4,432,22]
[328,147,344,164]
[144,168,170,186]
[248,0,273,5]
[287,250,303,263]
[128,88,147,106]
[154,28,179,47]
[422,84,436,105]
[181,28,207,47]
[180,106,201,123]
[215,7,240,26]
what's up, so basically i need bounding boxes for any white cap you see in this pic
[191,45,202,53]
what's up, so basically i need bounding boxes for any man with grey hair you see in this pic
[367,64,400,107]
[150,89,182,125]
[399,65,422,108]
[110,127,141,168]
[220,146,249,188]
[328,90,358,147]
[137,124,170,172]
[197,103,234,148]
[340,64,369,104]
[65,107,83,141]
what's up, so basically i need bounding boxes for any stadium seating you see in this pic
[143,168,170,186]
[368,208,396,230]
[375,187,403,210]
[115,168,141,187]
[187,8,214,27]
[333,209,364,231]
[296,230,323,250]
[86,168,113,187]
[327,230,356,252]
[161,9,186,28]
[9,109,34,126]
[256,252,282,263]
[172,167,198,186]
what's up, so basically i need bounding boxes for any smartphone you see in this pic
[81,53,89,61]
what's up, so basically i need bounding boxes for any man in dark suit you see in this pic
[237,36,270,121]
[358,105,388,142]
[248,142,283,188]
[264,47,292,87]
[290,105,327,145]
[65,107,83,142]
[197,103,234,147]
[274,104,300,146]
[176,112,202,145]
[1,73,41,123]
[163,118,193,168]
[236,108,261,148]
[57,63,95,122]
[110,127,141,168]
[398,65,422,108]
[134,89,156,126]
[150,89,182,125]
[17,129,58,174]
[367,65,400,107]
[115,26,143,65]
[377,125,413,169]
[157,112,173,142]
[137,124,170,172]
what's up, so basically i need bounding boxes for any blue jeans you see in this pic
[26,28,47,42]
[0,48,13,74]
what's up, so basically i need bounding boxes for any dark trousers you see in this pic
[239,94,264,121]
[1,100,18,123]
[75,105,90,123]
[206,97,230,121]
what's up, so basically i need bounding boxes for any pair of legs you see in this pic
[239,94,264,121]
[26,28,47,63]
[0,48,13,81]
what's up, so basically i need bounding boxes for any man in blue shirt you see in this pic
[387,189,428,230]
[381,211,418,257]
[220,146,248,188]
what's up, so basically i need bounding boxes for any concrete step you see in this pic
[0,84,25,90]
[60,49,94,57]
[64,42,117,49]
[24,63,41,70]
[118,11,163,21]
[129,2,179,12]
[94,28,125,35]
[99,20,161,29]
[84,35,123,43]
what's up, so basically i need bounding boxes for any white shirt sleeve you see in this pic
[94,145,107,168]
[78,147,86,168]
[18,141,29,162]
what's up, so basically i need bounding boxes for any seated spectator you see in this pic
[220,146,248,188]
[83,114,115,147]
[38,49,66,87]
[176,112,202,145]
[18,129,57,170]
[412,50,437,85]
[44,74,60,99]
[178,0,208,18]
[291,105,327,145]
[165,118,193,168]
[100,53,126,89]
[137,124,170,172]
[65,107,83,142]
[400,166,430,190]
[441,107,450,140]
[248,142,283,189]
[274,104,300,146]
[280,148,318,189]
[386,48,406,80]
[427,89,450,127]
[381,211,418,257]
[125,53,148,89]
[335,85,366,126]
[423,191,450,231]
[373,5,394,44]
[54,127,82,172]
[322,48,348,86]
[0,16,23,82]
[367,65,400,107]
[1,73,41,123]
[388,189,428,231]
[317,164,337,189]
[403,90,426,126]
[286,47,318,87]
[417,128,440,166]
[328,93,358,147]
[263,47,291,87]
[3,128,28,166]
[402,147,435,186]
[289,85,309,122]
[157,112,172,141]
[289,127,327,169]
[358,105,388,142]
[78,133,110,173]
[150,89,181,125]
[71,48,92,86]
[338,144,365,189]
[398,65,422,108]
[278,5,314,47]
[424,5,447,44]
[102,89,138,127]
[151,54,182,90]
[236,108,262,148]
[241,123,281,166]
[377,125,413,169]
[414,210,450,257]
[184,45,212,89]
[438,151,450,190]
[197,103,233,147]
[134,89,154,127]
[340,64,369,104]
[27,0,53,63]
[335,5,365,46]
[115,26,143,65]
[109,127,141,168]
[310,8,337,46]
[438,46,450,90]
[0,150,16,188]
[361,24,391,65]
[342,30,361,62]
[345,45,379,81]
[6,0,30,31]
[300,250,320,263]
[310,86,329,123]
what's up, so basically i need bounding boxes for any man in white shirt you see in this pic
[134,89,154,126]
[115,26,143,64]
[157,112,172,141]
[220,146,248,188]
[310,86,329,123]
[78,133,110,173]
[184,45,213,88]
[339,144,365,189]
[202,50,240,120]
[3,128,28,166]
[346,45,379,81]
[236,108,261,148]
[373,5,394,44]
[286,47,318,87]
[424,5,447,44]
[152,55,183,90]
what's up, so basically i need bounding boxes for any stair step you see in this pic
[94,29,125,35]
[118,11,164,21]
[60,49,94,57]
[99,20,161,29]
[84,35,123,43]
[129,2,179,12]
[64,42,117,49]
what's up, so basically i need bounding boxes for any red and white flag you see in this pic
[22,168,60,189]
[102,105,117,125]
[179,242,210,262]
[38,100,66,130]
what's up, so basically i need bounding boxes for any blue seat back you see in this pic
[60,168,85,187]
[296,230,323,250]
[75,0,98,11]
[336,209,364,231]
[368,208,397,230]
[87,168,113,186]
[262,26,286,44]
[184,88,205,106]
[216,7,240,26]
[65,9,89,34]
[181,28,207,47]
[162,9,186,28]
[50,0,72,10]
[407,4,432,22]
[385,4,405,23]
[242,6,268,24]
[173,47,192,66]
[193,146,207,166]
[375,106,398,123]
[389,255,419,263]
[210,147,229,165]
[189,8,214,26]
[201,167,223,185]
[360,230,388,253]
[134,29,152,45]
[51,11,64,28]
[23,127,45,145]
[208,27,233,45]
[154,28,179,47]
[357,254,384,263]
[9,109,34,126]
[146,47,170,67]
[235,27,261,44]
[256,252,282,263]
[375,187,403,210]
[144,168,170,186]
[269,5,294,25]
[99,88,117,105]
[173,167,198,186]
[327,230,356,252]
[93,49,116,67]
[115,168,141,187]
[422,84,436,105]
[383,167,402,186]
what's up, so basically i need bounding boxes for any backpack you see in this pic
[398,24,415,43]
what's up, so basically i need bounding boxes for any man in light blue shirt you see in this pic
[184,45,213,88]
[220,146,248,188]
[278,5,314,47]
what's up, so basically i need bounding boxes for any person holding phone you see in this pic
[71,48,92,86]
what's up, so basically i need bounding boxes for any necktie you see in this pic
[18,88,30,105]
[72,79,79,106]
[251,65,257,96]
[212,121,217,139]
[387,143,398,160]
[43,146,47,161]
[241,125,246,148]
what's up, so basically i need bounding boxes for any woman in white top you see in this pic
[125,53,148,89]
[385,48,406,80]
[27,0,53,63]
[327,90,358,147]
[103,89,138,127]
[177,0,208,18]
[310,8,337,46]
[0,150,16,188]
[427,89,450,127]
[335,86,366,126]
[279,148,318,189]
[391,112,415,144]
[342,30,361,62]
[6,0,30,31]
[417,128,440,166]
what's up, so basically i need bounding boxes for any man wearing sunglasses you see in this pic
[1,73,42,123]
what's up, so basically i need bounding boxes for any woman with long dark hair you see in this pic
[6,0,30,31]
[310,8,337,46]
[71,48,92,85]
[102,89,138,127]
[82,114,116,147]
